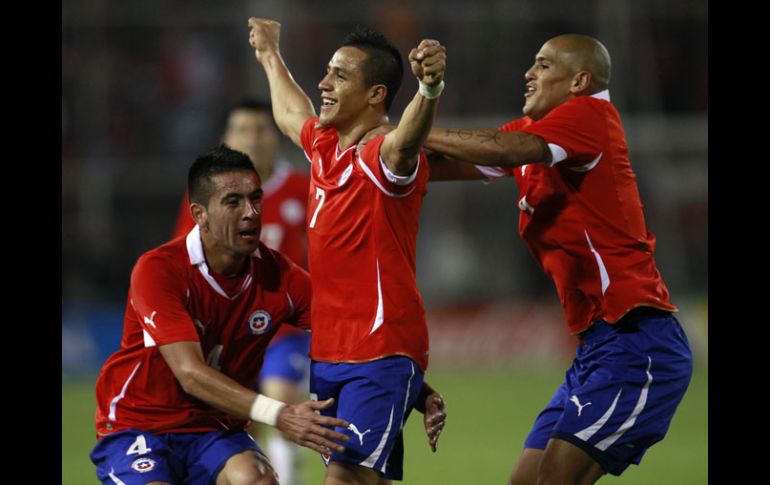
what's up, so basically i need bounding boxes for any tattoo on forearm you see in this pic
[476,130,505,148]
[445,129,474,140]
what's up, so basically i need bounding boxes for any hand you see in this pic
[409,39,446,86]
[356,124,396,155]
[275,398,350,454]
[248,18,281,62]
[423,392,446,452]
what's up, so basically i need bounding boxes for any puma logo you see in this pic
[347,423,372,445]
[570,395,592,417]
[143,311,157,329]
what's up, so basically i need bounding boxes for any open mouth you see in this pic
[321,97,338,110]
[239,229,259,239]
[524,85,536,97]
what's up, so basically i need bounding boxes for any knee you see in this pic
[224,465,278,485]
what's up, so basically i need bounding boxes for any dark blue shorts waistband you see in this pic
[578,307,673,343]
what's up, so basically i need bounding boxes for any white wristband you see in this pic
[249,394,287,426]
[419,80,445,99]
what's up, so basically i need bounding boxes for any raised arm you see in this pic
[425,127,551,167]
[380,39,447,176]
[248,18,316,148]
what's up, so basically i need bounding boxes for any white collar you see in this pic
[591,90,611,101]
[184,225,260,300]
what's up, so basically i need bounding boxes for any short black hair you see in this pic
[221,98,276,130]
[188,144,258,206]
[342,25,403,112]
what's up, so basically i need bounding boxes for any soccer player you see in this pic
[90,145,349,485]
[419,34,693,484]
[248,18,447,485]
[172,99,312,485]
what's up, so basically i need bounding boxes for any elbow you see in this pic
[176,364,202,396]
[390,151,419,176]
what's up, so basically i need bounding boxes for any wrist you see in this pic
[419,80,445,99]
[249,394,287,426]
[414,384,433,413]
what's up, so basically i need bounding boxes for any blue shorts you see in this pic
[524,310,693,476]
[90,429,267,485]
[258,332,311,385]
[310,356,425,480]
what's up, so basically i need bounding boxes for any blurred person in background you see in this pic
[173,99,311,485]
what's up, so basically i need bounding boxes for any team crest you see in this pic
[247,310,273,335]
[130,457,156,473]
[338,163,353,186]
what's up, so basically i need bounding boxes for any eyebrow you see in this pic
[535,55,552,63]
[221,188,263,202]
[326,65,350,76]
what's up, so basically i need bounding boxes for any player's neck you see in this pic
[206,252,249,278]
[337,113,389,150]
[200,234,250,277]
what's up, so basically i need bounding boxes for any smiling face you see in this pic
[522,39,581,121]
[317,46,375,130]
[197,170,264,257]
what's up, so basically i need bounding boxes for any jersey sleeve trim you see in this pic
[548,143,568,166]
[379,156,420,186]
[357,156,417,198]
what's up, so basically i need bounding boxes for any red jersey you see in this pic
[494,91,676,334]
[94,226,311,437]
[172,161,310,341]
[300,117,431,371]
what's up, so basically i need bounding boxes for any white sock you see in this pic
[267,432,300,485]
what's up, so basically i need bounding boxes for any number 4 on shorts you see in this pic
[126,435,152,456]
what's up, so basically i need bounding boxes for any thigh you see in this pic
[312,357,424,481]
[552,316,693,476]
[90,429,181,485]
[184,430,267,485]
[508,448,544,485]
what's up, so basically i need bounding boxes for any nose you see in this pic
[244,200,262,219]
[318,72,333,92]
[525,64,536,82]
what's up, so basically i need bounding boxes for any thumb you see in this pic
[311,398,336,410]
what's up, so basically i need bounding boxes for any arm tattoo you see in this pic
[445,129,474,140]
[475,130,505,148]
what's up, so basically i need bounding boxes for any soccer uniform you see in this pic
[300,117,430,480]
[172,160,312,388]
[90,227,311,484]
[484,91,692,475]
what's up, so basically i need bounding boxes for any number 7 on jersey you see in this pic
[309,187,325,228]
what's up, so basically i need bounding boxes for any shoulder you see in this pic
[135,239,187,274]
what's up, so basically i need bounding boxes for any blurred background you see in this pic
[62,0,707,483]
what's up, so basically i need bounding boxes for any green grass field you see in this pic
[63,366,707,484]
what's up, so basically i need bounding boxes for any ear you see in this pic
[570,71,592,95]
[191,202,208,230]
[368,84,387,107]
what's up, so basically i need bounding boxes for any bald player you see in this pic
[420,34,693,484]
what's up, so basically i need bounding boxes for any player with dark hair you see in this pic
[91,145,349,485]
[248,19,447,485]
